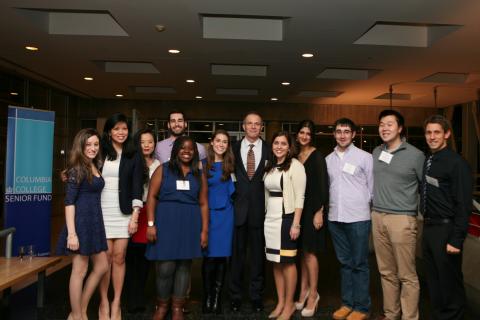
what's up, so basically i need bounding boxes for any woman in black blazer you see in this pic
[98,113,143,320]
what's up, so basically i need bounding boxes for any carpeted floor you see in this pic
[1,243,477,320]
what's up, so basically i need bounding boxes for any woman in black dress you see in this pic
[57,128,109,320]
[294,120,329,317]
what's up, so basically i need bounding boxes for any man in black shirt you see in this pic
[421,114,472,320]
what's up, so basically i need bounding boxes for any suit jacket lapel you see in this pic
[235,139,248,179]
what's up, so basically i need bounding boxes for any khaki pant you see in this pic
[372,211,419,320]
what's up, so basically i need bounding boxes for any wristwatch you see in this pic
[147,221,155,227]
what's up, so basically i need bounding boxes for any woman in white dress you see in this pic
[99,113,143,320]
[264,132,306,320]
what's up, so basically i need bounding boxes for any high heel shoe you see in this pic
[301,292,320,317]
[268,306,283,319]
[294,289,310,310]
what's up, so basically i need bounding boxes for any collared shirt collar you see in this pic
[243,137,261,148]
[382,137,407,153]
[334,143,354,157]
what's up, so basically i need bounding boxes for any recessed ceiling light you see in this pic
[155,25,166,32]
[270,97,278,101]
[25,46,39,51]
[168,49,180,54]
[302,53,314,58]
[281,82,291,86]
[83,77,94,81]
[186,79,195,83]
[10,92,19,96]
[195,96,203,99]
[115,94,123,97]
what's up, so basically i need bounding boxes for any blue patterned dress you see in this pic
[57,172,108,256]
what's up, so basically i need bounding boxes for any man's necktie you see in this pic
[423,154,433,214]
[247,144,255,179]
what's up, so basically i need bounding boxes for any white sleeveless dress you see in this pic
[101,156,130,239]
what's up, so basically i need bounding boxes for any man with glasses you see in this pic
[326,118,374,320]
[155,110,207,163]
[229,111,270,313]
[372,110,425,320]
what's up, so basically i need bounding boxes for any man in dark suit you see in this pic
[229,111,270,312]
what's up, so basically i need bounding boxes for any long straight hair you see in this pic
[101,113,135,160]
[65,128,102,184]
[206,129,235,181]
[133,128,157,185]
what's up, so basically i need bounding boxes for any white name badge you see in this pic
[426,175,439,188]
[379,151,393,164]
[342,163,356,175]
[176,180,190,190]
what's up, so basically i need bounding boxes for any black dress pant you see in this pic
[422,223,466,320]
[229,223,265,301]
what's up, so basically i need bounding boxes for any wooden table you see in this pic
[0,256,61,308]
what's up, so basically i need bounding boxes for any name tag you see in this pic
[231,173,237,182]
[426,175,439,188]
[379,151,393,164]
[342,163,356,175]
[176,180,190,190]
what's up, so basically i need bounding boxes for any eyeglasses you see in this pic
[334,130,352,135]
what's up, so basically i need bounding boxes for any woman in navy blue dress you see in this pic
[202,129,235,314]
[145,136,209,320]
[57,128,109,320]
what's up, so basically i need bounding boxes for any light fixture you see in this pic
[25,46,39,51]
[10,92,19,96]
[218,123,224,126]
[83,77,94,81]
[115,94,124,97]
[281,82,291,86]
[302,53,314,58]
[186,79,195,83]
[155,25,166,32]
[195,96,202,99]
[168,49,180,54]
[270,97,278,101]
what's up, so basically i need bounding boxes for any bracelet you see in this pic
[67,234,77,239]
[291,224,301,230]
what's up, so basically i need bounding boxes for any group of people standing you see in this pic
[57,108,472,320]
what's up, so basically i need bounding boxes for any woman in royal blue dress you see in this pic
[145,136,209,320]
[57,128,109,320]
[202,129,235,314]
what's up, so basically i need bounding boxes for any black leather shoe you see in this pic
[230,299,241,312]
[251,299,264,312]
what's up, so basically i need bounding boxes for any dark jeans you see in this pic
[423,223,466,320]
[329,220,371,313]
[155,260,192,299]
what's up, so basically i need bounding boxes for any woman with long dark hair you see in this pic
[294,120,329,317]
[98,113,143,320]
[125,128,160,313]
[145,136,209,320]
[57,128,109,320]
[264,132,306,320]
[202,129,235,314]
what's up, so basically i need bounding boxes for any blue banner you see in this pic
[4,106,55,256]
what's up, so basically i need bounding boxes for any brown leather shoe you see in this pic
[153,298,170,320]
[171,297,185,320]
[346,311,369,320]
[333,306,353,320]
